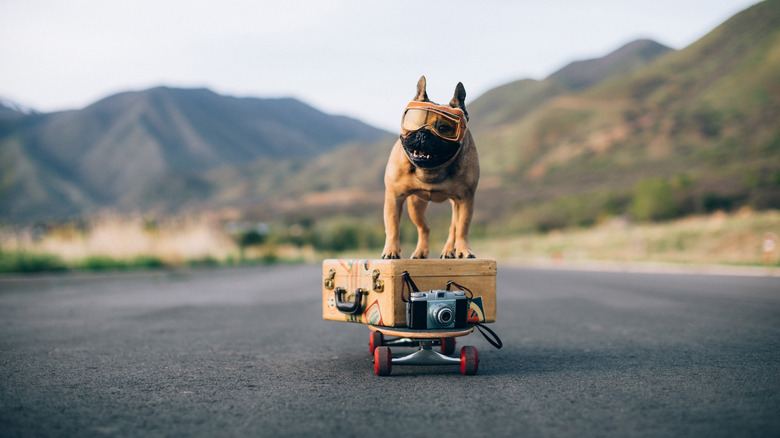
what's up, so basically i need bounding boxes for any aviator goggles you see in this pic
[400,101,467,142]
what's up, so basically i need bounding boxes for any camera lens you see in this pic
[433,306,453,325]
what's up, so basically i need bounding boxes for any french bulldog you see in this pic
[381,76,479,259]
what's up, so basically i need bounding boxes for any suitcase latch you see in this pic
[324,268,336,290]
[372,269,384,292]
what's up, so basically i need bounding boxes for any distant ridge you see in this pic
[468,38,674,129]
[0,97,38,120]
[0,87,389,221]
[468,0,780,230]
[2,0,778,227]
[548,39,673,91]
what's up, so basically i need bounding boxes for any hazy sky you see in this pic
[0,0,758,131]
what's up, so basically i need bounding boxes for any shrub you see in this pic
[702,193,737,212]
[310,219,385,253]
[131,255,165,269]
[630,178,677,221]
[238,230,266,247]
[79,256,126,271]
[77,255,165,271]
[0,250,67,273]
[692,107,722,138]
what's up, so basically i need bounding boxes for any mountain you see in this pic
[468,40,673,130]
[0,87,389,221]
[549,39,673,91]
[466,0,780,230]
[0,98,38,120]
[2,0,778,230]
[247,36,687,224]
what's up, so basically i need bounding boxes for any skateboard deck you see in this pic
[369,324,473,339]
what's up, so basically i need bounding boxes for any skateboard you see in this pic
[368,325,479,376]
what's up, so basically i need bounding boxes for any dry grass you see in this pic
[473,208,780,268]
[2,208,778,273]
[1,212,236,265]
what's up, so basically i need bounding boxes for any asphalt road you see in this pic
[1,265,778,437]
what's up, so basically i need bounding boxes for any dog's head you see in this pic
[400,76,469,169]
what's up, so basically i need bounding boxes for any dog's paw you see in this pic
[441,250,475,259]
[381,243,401,259]
[452,240,475,259]
[410,249,429,259]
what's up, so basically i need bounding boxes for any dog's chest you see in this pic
[412,189,451,203]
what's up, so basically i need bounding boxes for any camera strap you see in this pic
[472,322,503,349]
[446,281,502,349]
[400,271,420,302]
[445,280,474,299]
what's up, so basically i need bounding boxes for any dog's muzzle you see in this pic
[401,129,463,169]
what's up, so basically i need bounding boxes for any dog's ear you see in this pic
[414,76,429,102]
[450,82,468,120]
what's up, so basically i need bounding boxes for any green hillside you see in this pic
[549,39,673,91]
[2,0,778,244]
[216,1,779,244]
[467,0,780,233]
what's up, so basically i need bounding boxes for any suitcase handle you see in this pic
[335,287,367,315]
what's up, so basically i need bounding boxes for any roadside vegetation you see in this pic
[2,207,778,274]
[474,208,780,268]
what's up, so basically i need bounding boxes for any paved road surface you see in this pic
[1,265,779,437]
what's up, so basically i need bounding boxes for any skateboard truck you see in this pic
[392,340,461,366]
[369,325,478,376]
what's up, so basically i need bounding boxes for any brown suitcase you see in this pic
[322,259,496,328]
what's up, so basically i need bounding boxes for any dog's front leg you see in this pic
[440,199,458,259]
[381,193,405,259]
[442,197,475,259]
[453,197,476,258]
[407,195,430,259]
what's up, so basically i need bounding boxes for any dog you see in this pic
[381,76,479,259]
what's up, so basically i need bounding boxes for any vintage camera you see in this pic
[407,290,468,329]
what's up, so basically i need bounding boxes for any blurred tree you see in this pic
[630,178,677,221]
